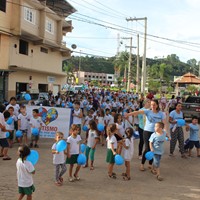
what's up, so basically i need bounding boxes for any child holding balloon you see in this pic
[16,145,35,200]
[52,132,67,186]
[66,124,82,182]
[84,120,99,170]
[149,122,168,181]
[106,124,117,179]
[29,109,42,148]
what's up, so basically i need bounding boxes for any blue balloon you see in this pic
[61,102,65,107]
[68,102,73,108]
[6,117,13,125]
[82,125,88,132]
[177,119,186,126]
[77,153,86,165]
[80,144,86,153]
[16,130,22,138]
[97,124,104,132]
[133,131,140,139]
[145,151,154,160]
[32,128,39,136]
[101,104,105,109]
[6,132,10,138]
[165,137,169,141]
[27,150,39,166]
[24,93,31,101]
[83,101,87,106]
[56,140,67,152]
[115,154,124,165]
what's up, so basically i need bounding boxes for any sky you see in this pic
[65,0,200,63]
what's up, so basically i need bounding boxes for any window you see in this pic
[100,76,102,79]
[108,76,112,79]
[0,0,6,12]
[84,75,87,77]
[24,7,35,24]
[40,47,48,54]
[19,40,29,55]
[92,76,95,78]
[46,18,54,34]
[88,75,91,78]
[96,76,99,78]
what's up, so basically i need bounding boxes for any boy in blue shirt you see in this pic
[186,116,200,157]
[149,122,170,181]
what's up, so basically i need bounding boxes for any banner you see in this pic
[26,106,71,139]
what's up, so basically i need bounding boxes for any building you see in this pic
[0,0,76,101]
[76,71,115,85]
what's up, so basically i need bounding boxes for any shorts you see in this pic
[31,134,39,141]
[18,185,35,195]
[189,141,200,149]
[0,138,9,148]
[8,130,14,140]
[21,129,28,137]
[153,154,162,168]
[106,149,116,164]
[85,146,96,161]
[66,154,79,164]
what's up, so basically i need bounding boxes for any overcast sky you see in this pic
[65,0,200,62]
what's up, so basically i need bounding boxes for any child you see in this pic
[149,122,168,181]
[96,109,106,146]
[114,113,124,155]
[18,106,31,146]
[17,145,35,200]
[106,124,117,179]
[66,124,82,182]
[72,101,83,134]
[52,132,67,186]
[29,109,42,148]
[84,120,99,170]
[7,106,17,147]
[83,110,94,136]
[186,116,200,157]
[121,127,134,181]
[0,110,11,160]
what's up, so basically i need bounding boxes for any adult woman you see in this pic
[169,103,186,158]
[125,100,166,171]
[168,95,177,113]
[137,99,151,159]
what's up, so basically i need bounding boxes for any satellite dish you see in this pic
[71,44,77,49]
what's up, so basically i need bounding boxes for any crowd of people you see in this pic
[0,88,199,200]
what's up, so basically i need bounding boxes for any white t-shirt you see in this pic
[116,122,125,137]
[73,109,82,125]
[96,116,105,126]
[29,116,42,129]
[87,130,99,148]
[52,143,65,164]
[104,114,110,125]
[108,115,114,125]
[18,113,31,130]
[123,137,134,161]
[0,113,6,139]
[67,135,82,155]
[84,116,94,126]
[106,135,117,149]
[16,158,35,187]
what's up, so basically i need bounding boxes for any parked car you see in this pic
[182,96,200,119]
[16,92,49,105]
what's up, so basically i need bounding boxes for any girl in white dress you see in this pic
[122,127,134,180]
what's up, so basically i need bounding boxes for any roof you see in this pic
[174,72,200,84]
[45,0,77,17]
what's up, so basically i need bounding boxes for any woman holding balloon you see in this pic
[125,100,166,171]
[169,103,186,158]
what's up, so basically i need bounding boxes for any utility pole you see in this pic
[136,34,140,93]
[127,37,132,92]
[126,17,147,93]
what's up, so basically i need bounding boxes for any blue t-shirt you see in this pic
[169,110,183,129]
[138,108,148,130]
[149,131,166,155]
[189,123,199,141]
[143,110,165,132]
